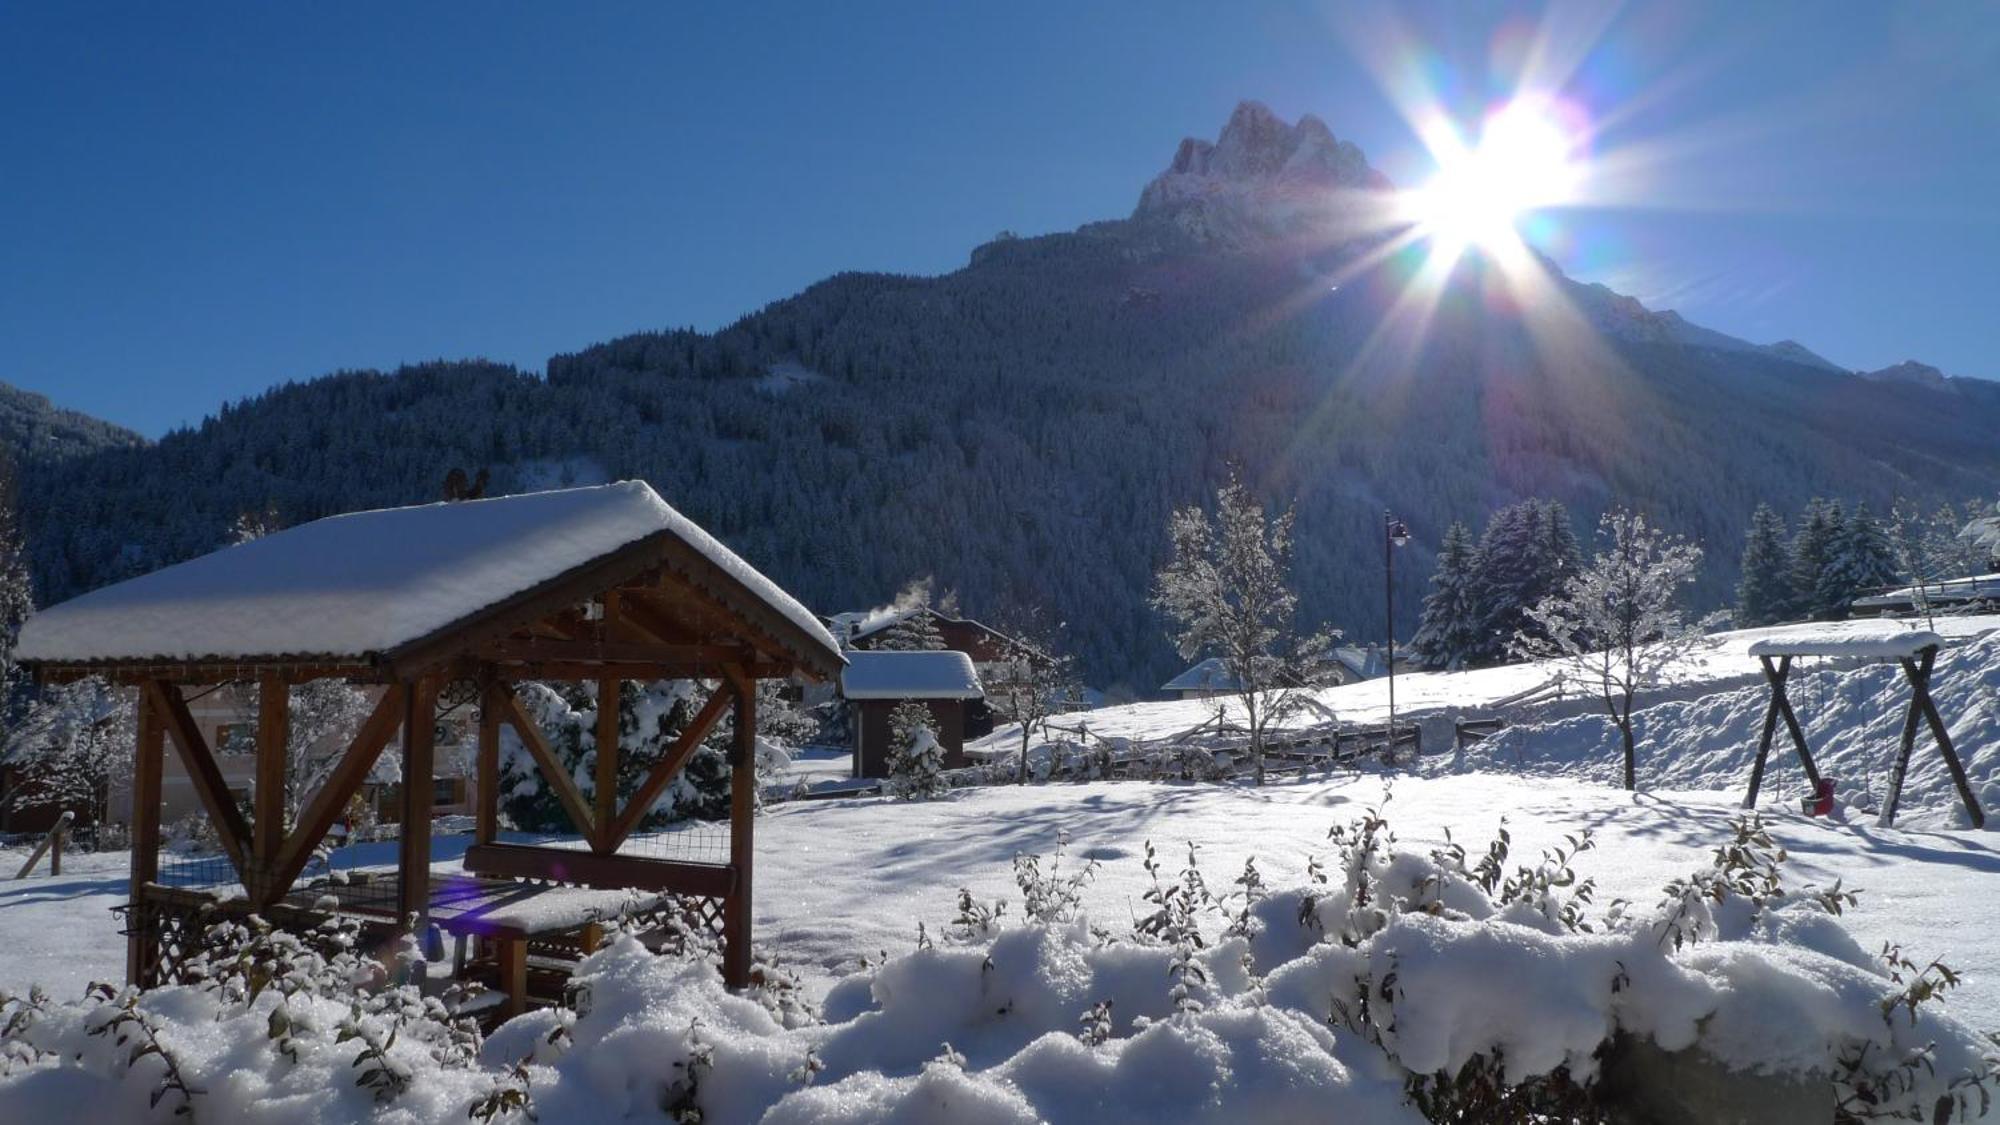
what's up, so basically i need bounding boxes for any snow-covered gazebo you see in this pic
[1742,620,1983,828]
[16,481,844,998]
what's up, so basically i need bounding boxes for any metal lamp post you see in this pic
[1384,512,1411,760]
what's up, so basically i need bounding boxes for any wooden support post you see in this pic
[497,938,527,1019]
[397,678,437,931]
[146,680,252,883]
[1902,647,1984,830]
[723,670,756,989]
[1772,665,1822,790]
[128,683,165,985]
[477,675,501,846]
[252,672,289,899]
[594,675,620,852]
[1743,656,1786,809]
[1880,665,1926,828]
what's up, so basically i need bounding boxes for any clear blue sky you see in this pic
[4,2,1995,437]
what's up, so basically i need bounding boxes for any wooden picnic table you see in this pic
[285,871,664,1016]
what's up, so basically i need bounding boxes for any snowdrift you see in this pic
[2,809,1994,1123]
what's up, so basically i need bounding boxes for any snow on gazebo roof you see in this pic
[17,480,841,672]
[1745,619,1945,659]
[839,650,984,700]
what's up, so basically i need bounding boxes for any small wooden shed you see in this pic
[839,650,984,777]
[17,481,843,997]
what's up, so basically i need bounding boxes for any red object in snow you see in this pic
[1801,778,1836,817]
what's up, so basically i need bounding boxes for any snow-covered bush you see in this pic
[884,700,948,800]
[4,809,1997,1123]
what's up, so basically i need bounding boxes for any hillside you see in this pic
[15,104,2000,692]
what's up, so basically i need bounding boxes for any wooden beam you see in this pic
[462,842,736,898]
[603,680,737,851]
[595,672,620,851]
[397,678,437,928]
[1742,656,1787,809]
[253,673,289,887]
[495,683,597,843]
[265,686,406,902]
[482,638,754,666]
[476,676,501,846]
[615,595,705,646]
[724,675,757,989]
[127,682,165,986]
[144,680,251,880]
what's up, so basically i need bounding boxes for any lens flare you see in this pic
[1407,98,1585,261]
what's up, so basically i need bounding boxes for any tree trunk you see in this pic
[1618,716,1637,790]
[1018,725,1030,785]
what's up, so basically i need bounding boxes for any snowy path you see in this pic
[5,775,1993,1026]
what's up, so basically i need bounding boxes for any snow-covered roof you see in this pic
[1746,620,1944,659]
[1852,573,2000,609]
[1162,657,1240,693]
[17,481,842,673]
[840,650,984,700]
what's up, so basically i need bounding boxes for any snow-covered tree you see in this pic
[1789,498,1845,620]
[884,699,947,800]
[1889,499,1979,629]
[0,452,33,708]
[1151,472,1335,785]
[5,676,135,841]
[225,505,281,546]
[1514,510,1720,791]
[280,681,377,826]
[1411,520,1479,670]
[986,612,1082,784]
[1814,502,1899,620]
[1734,503,1792,627]
[497,679,734,832]
[1465,499,1581,666]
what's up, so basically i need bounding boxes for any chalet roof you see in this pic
[17,481,843,678]
[840,650,984,700]
[1745,621,1944,659]
[831,604,1015,647]
[1161,657,1238,693]
[1851,573,2000,610]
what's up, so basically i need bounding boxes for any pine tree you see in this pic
[1465,499,1580,666]
[884,700,947,800]
[0,452,34,709]
[875,608,946,652]
[1789,498,1845,620]
[1735,504,1792,627]
[1815,502,1899,619]
[497,679,733,831]
[1411,520,1479,670]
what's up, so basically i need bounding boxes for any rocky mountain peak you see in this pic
[1134,100,1390,244]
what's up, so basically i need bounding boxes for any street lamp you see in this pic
[1384,512,1411,760]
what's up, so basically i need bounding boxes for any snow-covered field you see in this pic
[5,773,1996,1021]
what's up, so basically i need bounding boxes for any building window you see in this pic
[433,779,458,807]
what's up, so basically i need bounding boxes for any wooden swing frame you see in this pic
[1741,643,1984,829]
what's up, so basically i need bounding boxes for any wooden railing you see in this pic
[13,810,75,879]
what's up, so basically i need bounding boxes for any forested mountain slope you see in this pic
[16,104,2000,692]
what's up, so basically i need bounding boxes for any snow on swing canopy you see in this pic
[16,480,842,672]
[1745,620,1944,660]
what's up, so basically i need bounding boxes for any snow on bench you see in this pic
[1745,620,1944,659]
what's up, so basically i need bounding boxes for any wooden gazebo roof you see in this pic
[17,480,844,685]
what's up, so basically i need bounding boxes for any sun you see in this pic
[1408,99,1583,260]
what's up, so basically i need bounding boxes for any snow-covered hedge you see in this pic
[2,808,1995,1123]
